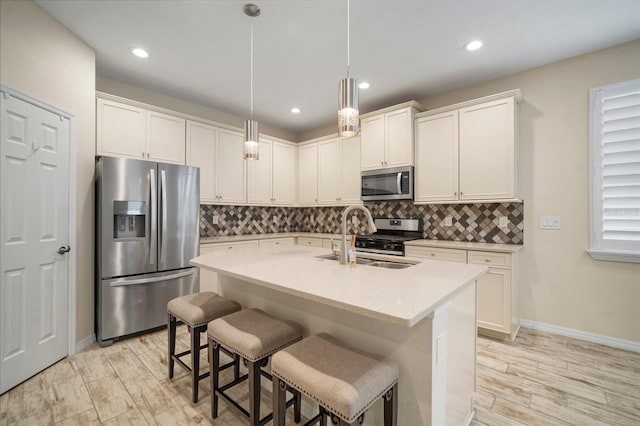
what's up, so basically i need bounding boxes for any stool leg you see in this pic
[293,388,301,423]
[168,313,176,379]
[234,353,240,380]
[319,407,327,426]
[383,383,398,426]
[191,326,200,403]
[210,339,220,418]
[272,377,287,426]
[248,360,261,426]
[209,339,220,419]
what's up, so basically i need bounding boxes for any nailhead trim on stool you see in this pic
[271,333,399,426]
[167,291,241,403]
[207,308,303,426]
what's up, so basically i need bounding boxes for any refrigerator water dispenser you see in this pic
[113,200,146,239]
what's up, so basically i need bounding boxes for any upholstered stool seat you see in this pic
[271,333,399,426]
[167,292,241,403]
[207,308,303,425]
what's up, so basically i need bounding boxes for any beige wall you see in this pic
[419,40,640,342]
[1,1,96,345]
[96,76,298,142]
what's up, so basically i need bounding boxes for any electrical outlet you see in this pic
[272,215,278,223]
[211,215,219,225]
[310,215,314,223]
[498,216,509,228]
[444,216,453,226]
[539,216,561,229]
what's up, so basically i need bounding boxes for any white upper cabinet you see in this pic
[459,97,515,200]
[146,110,186,164]
[414,91,519,203]
[247,139,297,205]
[298,143,318,205]
[302,136,362,206]
[317,138,340,204]
[97,98,185,164]
[187,121,246,204]
[360,105,420,171]
[415,110,459,202]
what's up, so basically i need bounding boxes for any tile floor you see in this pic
[1,326,638,425]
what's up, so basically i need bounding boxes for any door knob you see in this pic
[57,245,71,255]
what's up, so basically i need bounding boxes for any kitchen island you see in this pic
[191,245,487,425]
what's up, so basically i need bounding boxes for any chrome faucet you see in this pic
[340,205,377,265]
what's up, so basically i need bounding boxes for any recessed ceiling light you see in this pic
[131,47,149,58]
[291,107,301,114]
[463,40,483,51]
[358,82,370,89]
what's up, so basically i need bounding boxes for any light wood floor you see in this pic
[1,326,638,425]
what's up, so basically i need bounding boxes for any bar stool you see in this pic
[271,333,399,426]
[167,291,241,403]
[207,308,303,425]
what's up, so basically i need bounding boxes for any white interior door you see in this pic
[1,93,70,393]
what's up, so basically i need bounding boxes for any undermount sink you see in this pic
[367,261,414,269]
[315,254,414,269]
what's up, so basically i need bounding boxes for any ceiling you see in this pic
[36,0,640,137]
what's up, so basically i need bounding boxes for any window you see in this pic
[589,79,640,263]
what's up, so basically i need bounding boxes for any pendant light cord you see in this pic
[250,20,254,120]
[347,0,350,79]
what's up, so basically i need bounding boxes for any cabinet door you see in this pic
[318,139,340,204]
[97,99,146,159]
[360,115,386,170]
[385,108,413,168]
[340,136,361,203]
[272,142,296,205]
[415,111,459,202]
[247,139,273,204]
[459,97,515,200]
[217,129,246,204]
[297,237,323,247]
[146,111,186,164]
[259,238,295,247]
[477,267,511,334]
[298,144,318,205]
[186,121,217,203]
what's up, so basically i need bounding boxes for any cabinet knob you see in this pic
[485,259,491,263]
[142,152,145,158]
[430,253,435,257]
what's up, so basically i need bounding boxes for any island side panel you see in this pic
[217,273,436,425]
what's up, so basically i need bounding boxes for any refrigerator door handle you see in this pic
[109,269,196,287]
[149,168,157,265]
[160,169,168,265]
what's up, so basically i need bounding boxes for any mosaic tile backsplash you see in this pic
[200,201,524,244]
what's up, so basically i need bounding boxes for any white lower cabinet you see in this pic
[296,237,324,248]
[406,246,518,339]
[259,238,295,248]
[199,241,259,291]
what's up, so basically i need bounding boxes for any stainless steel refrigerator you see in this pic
[95,156,199,346]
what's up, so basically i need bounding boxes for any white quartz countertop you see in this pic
[190,246,487,327]
[200,232,341,244]
[405,239,524,253]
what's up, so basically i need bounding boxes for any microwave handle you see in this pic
[396,172,402,194]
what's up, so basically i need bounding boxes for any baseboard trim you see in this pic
[75,334,96,353]
[519,319,640,353]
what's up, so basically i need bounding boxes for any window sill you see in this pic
[587,249,640,264]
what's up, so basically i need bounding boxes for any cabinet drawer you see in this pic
[201,240,259,252]
[405,246,467,263]
[297,237,323,248]
[468,251,511,268]
[259,238,295,248]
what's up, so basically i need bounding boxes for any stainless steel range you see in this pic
[355,218,423,256]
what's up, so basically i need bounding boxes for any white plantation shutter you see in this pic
[589,79,640,263]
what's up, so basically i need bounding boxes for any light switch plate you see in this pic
[539,216,561,229]
[444,216,453,227]
[211,215,219,225]
[498,216,509,228]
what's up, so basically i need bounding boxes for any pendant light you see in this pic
[243,3,260,160]
[338,0,359,137]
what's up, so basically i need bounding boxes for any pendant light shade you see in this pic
[338,0,359,137]
[244,119,259,160]
[338,77,359,137]
[243,3,260,160]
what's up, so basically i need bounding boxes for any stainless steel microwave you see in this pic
[361,166,414,201]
